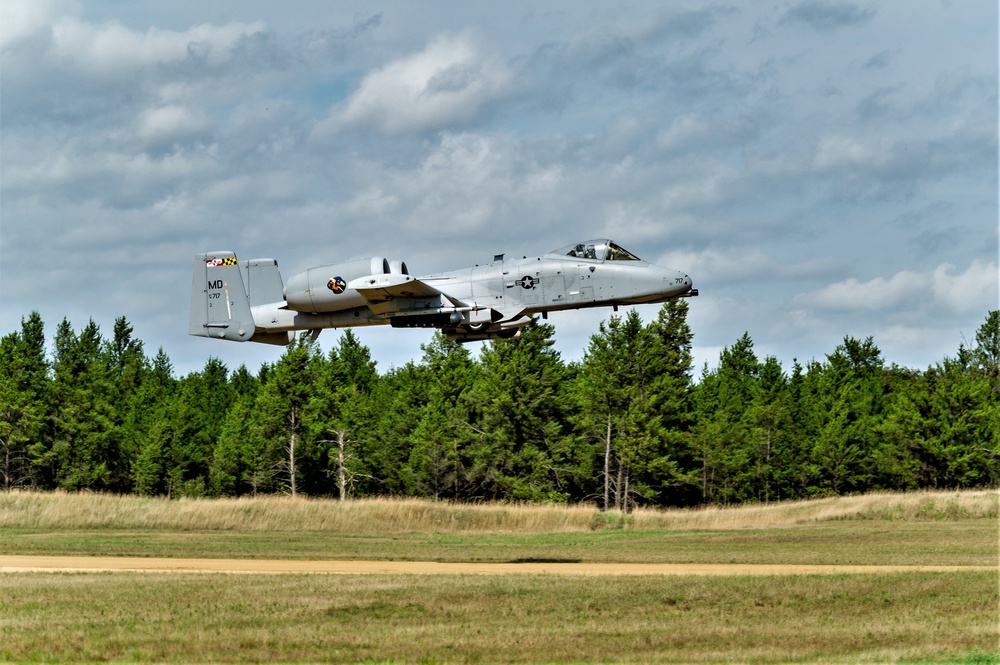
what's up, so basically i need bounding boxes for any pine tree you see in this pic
[254,337,320,497]
[691,332,760,502]
[641,300,699,506]
[155,357,235,497]
[304,331,380,498]
[104,317,152,490]
[369,362,433,496]
[972,310,1000,392]
[880,313,1000,489]
[207,362,264,496]
[810,336,886,494]
[0,313,49,490]
[468,320,576,501]
[49,319,119,490]
[578,312,636,510]
[404,333,479,499]
[747,356,790,502]
[128,348,176,495]
[210,392,272,495]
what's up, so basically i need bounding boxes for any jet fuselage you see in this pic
[189,239,696,345]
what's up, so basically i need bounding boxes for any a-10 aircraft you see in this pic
[189,239,697,345]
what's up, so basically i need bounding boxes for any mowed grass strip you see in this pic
[2,520,997,566]
[1,571,995,664]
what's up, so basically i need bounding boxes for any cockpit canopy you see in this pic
[550,239,641,262]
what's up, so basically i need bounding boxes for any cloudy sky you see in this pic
[1,0,997,377]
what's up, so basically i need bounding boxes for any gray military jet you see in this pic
[189,239,697,345]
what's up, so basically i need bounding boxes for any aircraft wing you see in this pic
[347,274,465,315]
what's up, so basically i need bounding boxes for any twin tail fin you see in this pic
[189,252,292,345]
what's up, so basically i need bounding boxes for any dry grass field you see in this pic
[2,488,996,533]
[1,490,997,663]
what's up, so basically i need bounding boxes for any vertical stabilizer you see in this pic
[241,258,285,307]
[189,252,256,342]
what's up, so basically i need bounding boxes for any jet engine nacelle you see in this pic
[283,257,408,313]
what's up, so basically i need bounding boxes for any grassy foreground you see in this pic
[1,490,997,663]
[2,571,996,663]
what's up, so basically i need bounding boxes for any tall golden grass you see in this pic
[634,489,999,531]
[1,489,995,533]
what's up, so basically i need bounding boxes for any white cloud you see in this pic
[797,260,998,315]
[137,105,212,146]
[49,17,266,79]
[658,170,734,211]
[803,270,923,311]
[656,248,842,285]
[656,114,711,152]
[344,186,402,218]
[340,133,523,241]
[314,33,517,136]
[812,135,881,171]
[930,260,999,315]
[7,138,218,194]
[399,133,511,231]
[0,0,74,51]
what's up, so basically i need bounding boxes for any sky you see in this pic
[1,0,997,377]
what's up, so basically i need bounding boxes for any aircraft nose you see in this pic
[624,265,696,302]
[665,269,695,297]
[678,273,698,297]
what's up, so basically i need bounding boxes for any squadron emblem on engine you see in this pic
[327,276,347,294]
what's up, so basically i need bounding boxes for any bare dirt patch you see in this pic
[1,555,993,575]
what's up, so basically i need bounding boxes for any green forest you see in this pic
[2,303,998,509]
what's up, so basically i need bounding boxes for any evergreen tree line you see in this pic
[1,305,997,508]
